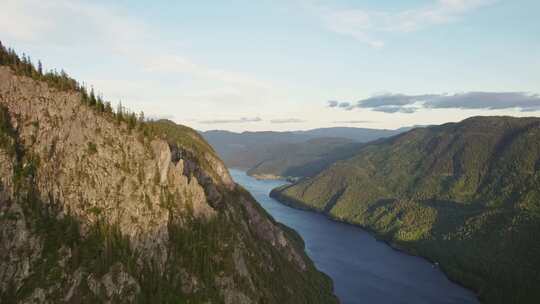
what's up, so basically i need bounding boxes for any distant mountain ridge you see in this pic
[202,126,414,178]
[271,116,540,304]
[245,138,364,179]
[292,126,415,141]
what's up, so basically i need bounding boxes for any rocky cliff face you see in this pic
[0,66,337,303]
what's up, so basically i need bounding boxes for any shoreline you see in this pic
[269,188,481,302]
[250,173,284,180]
[242,170,300,183]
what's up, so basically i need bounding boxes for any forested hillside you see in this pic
[202,127,407,179]
[246,138,363,179]
[272,116,540,303]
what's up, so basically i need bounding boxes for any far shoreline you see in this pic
[229,166,300,183]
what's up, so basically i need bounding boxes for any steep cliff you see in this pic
[0,61,337,303]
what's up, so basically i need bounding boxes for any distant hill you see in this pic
[293,126,414,142]
[202,127,411,178]
[246,138,364,179]
[271,116,540,304]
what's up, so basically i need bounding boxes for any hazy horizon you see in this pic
[1,0,539,132]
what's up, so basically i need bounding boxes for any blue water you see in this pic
[230,169,479,304]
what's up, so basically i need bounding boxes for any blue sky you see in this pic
[1,0,539,131]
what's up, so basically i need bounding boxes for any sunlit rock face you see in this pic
[0,66,337,303]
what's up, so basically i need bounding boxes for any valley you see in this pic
[2,1,539,302]
[202,127,411,179]
[231,169,479,304]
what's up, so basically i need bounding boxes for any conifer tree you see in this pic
[138,111,145,124]
[80,85,87,104]
[116,101,124,122]
[89,87,97,106]
[96,94,105,112]
[105,102,113,114]
[128,112,137,129]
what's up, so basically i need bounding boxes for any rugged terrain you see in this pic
[272,117,540,304]
[0,47,337,303]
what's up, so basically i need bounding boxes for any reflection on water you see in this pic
[230,169,478,304]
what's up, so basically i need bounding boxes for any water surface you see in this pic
[230,169,478,304]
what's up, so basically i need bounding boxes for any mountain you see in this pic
[292,126,414,142]
[0,45,337,303]
[246,138,363,179]
[201,130,308,170]
[202,127,409,178]
[271,116,540,304]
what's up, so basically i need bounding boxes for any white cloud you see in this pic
[0,1,53,42]
[332,120,373,124]
[199,117,263,124]
[143,55,271,90]
[0,0,147,49]
[329,92,540,113]
[270,118,305,124]
[317,0,496,47]
[0,0,282,124]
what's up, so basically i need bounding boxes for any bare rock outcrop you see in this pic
[0,66,337,303]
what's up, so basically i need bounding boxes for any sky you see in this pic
[1,0,539,132]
